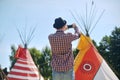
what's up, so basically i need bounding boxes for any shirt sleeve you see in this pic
[68,26,81,41]
[74,26,80,37]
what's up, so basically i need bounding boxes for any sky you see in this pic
[0,0,120,70]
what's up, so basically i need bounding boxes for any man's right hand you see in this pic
[72,23,77,28]
[67,23,77,29]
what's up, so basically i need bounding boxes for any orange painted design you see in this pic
[74,34,103,80]
[14,46,21,59]
[14,46,33,61]
[74,34,92,72]
[75,45,103,80]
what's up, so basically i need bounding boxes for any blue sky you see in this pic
[0,0,120,70]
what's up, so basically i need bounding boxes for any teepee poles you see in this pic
[89,9,105,34]
[8,24,44,80]
[70,1,105,36]
[16,25,36,48]
[69,10,86,34]
[27,26,36,46]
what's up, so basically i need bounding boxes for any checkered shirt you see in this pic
[48,27,80,72]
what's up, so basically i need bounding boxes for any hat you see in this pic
[53,17,67,29]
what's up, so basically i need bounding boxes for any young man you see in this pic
[48,17,81,80]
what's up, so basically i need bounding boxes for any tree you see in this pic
[109,27,120,78]
[29,48,41,67]
[98,35,110,61]
[73,49,79,58]
[9,45,17,70]
[98,27,120,79]
[38,46,52,80]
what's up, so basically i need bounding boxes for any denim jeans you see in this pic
[52,68,74,80]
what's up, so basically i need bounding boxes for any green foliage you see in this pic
[29,47,52,80]
[109,27,120,78]
[73,49,79,58]
[9,45,17,70]
[29,48,41,67]
[38,46,52,80]
[98,35,110,61]
[98,27,120,79]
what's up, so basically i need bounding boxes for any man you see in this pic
[48,17,81,80]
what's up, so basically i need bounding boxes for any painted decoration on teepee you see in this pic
[7,26,44,80]
[74,34,119,80]
[7,46,44,80]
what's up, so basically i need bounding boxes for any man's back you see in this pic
[49,30,73,55]
[48,27,80,72]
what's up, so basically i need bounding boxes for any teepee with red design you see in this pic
[71,1,118,80]
[7,27,44,80]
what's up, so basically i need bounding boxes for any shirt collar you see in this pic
[56,30,64,33]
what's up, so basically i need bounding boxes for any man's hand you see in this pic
[67,23,77,28]
[72,23,77,28]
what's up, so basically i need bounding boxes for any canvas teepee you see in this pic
[71,1,119,80]
[7,27,44,80]
[74,34,119,80]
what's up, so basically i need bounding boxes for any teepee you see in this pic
[7,27,44,80]
[71,1,119,80]
[74,34,119,80]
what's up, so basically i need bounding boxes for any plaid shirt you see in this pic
[48,27,80,72]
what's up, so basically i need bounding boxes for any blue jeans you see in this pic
[52,69,74,80]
